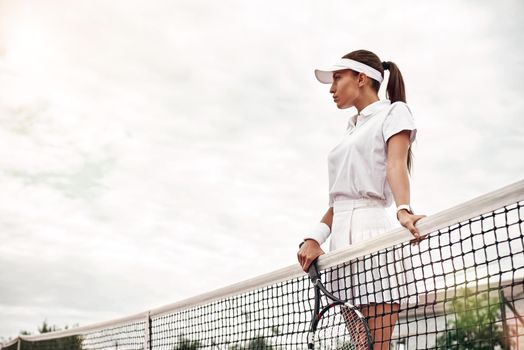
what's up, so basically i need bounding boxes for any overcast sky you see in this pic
[0,0,523,342]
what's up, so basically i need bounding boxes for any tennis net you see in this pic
[2,179,524,349]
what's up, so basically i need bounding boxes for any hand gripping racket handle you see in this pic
[299,242,321,284]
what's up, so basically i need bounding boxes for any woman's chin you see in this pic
[335,102,349,109]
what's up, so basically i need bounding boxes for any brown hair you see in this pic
[342,49,413,173]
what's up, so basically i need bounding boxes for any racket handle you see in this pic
[307,258,320,281]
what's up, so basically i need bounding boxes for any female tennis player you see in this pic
[297,49,426,350]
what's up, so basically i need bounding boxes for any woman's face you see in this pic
[329,69,360,109]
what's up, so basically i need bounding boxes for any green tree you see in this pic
[38,320,58,334]
[227,336,273,350]
[436,287,509,349]
[18,320,83,350]
[173,335,201,350]
[244,336,273,350]
[227,328,278,350]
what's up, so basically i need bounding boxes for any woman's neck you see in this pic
[354,94,380,114]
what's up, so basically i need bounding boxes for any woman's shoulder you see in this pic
[388,101,412,114]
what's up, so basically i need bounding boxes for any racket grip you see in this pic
[307,258,320,281]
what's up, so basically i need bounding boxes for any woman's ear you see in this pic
[357,72,368,87]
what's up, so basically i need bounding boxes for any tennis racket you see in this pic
[302,250,372,350]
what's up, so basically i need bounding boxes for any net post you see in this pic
[16,338,20,350]
[144,311,152,350]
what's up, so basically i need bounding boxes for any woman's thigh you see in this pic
[360,303,400,342]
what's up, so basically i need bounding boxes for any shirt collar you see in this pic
[347,99,391,129]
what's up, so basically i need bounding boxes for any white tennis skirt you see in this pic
[327,198,416,306]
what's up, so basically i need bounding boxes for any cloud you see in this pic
[0,0,523,341]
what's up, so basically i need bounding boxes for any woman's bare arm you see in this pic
[320,206,334,230]
[386,130,425,243]
[386,130,411,208]
[297,207,333,272]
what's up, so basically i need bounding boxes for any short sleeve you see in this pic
[382,102,417,144]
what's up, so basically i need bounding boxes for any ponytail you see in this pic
[382,61,406,103]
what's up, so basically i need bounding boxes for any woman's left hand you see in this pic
[397,210,426,245]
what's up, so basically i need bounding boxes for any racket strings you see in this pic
[341,306,370,349]
[314,303,370,350]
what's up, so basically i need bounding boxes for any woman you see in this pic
[297,49,426,350]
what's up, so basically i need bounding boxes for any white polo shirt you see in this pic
[327,99,417,208]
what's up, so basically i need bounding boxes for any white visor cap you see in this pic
[314,58,383,84]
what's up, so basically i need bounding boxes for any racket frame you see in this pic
[306,258,373,349]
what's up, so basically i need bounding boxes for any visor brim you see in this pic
[314,67,349,84]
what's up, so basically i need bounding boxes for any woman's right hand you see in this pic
[297,239,325,272]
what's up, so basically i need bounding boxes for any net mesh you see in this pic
[3,197,524,350]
